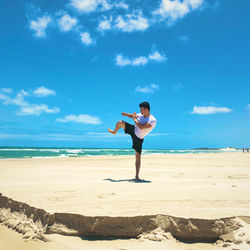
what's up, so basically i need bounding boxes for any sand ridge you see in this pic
[1,193,250,248]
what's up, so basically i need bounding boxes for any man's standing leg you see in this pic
[135,151,141,180]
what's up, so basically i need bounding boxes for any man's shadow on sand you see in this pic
[104,178,151,183]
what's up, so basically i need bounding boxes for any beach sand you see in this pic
[1,152,250,249]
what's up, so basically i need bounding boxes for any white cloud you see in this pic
[100,1,129,11]
[58,14,77,32]
[153,0,204,24]
[135,84,160,94]
[80,32,93,45]
[1,88,12,93]
[188,0,204,8]
[148,51,167,62]
[30,15,52,38]
[70,0,129,13]
[115,2,129,9]
[178,35,189,42]
[115,11,149,32]
[115,54,132,66]
[0,91,29,107]
[70,0,100,13]
[132,56,148,66]
[18,104,60,116]
[0,89,60,116]
[247,104,250,110]
[56,114,102,125]
[33,86,56,97]
[116,50,167,67]
[191,106,232,115]
[98,16,112,31]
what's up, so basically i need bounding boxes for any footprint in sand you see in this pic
[228,175,248,180]
[97,193,115,199]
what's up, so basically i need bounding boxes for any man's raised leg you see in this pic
[108,120,125,135]
[135,151,141,180]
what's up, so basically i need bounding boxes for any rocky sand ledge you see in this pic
[1,193,250,248]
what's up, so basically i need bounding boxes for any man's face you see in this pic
[140,107,145,114]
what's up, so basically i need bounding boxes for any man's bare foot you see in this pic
[108,128,116,135]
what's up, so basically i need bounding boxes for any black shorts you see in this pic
[123,121,144,154]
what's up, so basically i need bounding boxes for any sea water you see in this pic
[0,147,238,159]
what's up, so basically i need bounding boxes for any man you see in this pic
[108,101,157,180]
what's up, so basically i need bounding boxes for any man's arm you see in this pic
[121,112,137,119]
[133,118,153,129]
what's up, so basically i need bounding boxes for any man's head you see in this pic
[139,101,150,115]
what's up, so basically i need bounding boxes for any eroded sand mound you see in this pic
[1,193,250,248]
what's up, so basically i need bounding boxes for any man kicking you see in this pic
[108,101,157,180]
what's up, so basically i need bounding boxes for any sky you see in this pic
[0,0,249,149]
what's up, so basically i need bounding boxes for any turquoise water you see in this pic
[0,147,238,159]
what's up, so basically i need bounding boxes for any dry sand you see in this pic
[1,152,250,249]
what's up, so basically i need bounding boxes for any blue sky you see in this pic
[0,0,249,149]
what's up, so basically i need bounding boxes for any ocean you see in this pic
[0,147,239,159]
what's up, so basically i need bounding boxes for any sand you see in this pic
[1,152,250,249]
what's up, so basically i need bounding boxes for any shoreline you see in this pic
[0,150,242,160]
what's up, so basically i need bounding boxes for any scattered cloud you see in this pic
[114,2,129,10]
[115,54,131,66]
[153,0,204,25]
[18,104,59,116]
[70,0,129,14]
[30,15,52,38]
[70,0,100,13]
[191,106,232,115]
[115,11,149,32]
[80,32,93,45]
[0,88,59,116]
[56,114,102,125]
[178,35,189,42]
[148,51,167,62]
[116,50,167,67]
[100,1,129,11]
[58,14,78,32]
[247,104,250,110]
[135,84,160,94]
[0,91,29,107]
[98,11,149,33]
[132,56,148,66]
[116,54,148,66]
[26,1,209,46]
[98,16,113,31]
[33,86,56,97]
[1,88,13,93]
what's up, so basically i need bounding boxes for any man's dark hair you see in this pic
[139,101,150,111]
